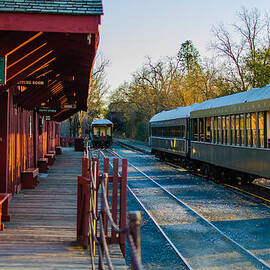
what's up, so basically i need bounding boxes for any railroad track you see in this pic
[93,145,270,270]
[114,141,270,209]
[165,160,270,209]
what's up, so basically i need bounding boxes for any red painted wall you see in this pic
[0,91,61,194]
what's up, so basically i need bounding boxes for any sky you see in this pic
[99,0,269,91]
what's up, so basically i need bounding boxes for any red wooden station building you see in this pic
[0,1,103,196]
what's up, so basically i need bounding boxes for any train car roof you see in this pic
[149,103,199,123]
[150,84,270,122]
[91,119,113,125]
[194,84,270,111]
[191,84,270,117]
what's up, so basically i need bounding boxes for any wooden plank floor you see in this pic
[0,147,126,270]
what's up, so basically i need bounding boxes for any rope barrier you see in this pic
[81,139,143,269]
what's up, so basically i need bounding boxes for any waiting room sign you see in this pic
[0,56,6,85]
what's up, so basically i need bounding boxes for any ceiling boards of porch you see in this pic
[0,30,98,121]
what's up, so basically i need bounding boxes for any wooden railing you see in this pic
[77,151,143,269]
[60,137,75,146]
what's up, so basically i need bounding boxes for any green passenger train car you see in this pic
[90,119,113,148]
[149,85,270,181]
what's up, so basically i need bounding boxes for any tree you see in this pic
[68,53,111,137]
[107,47,221,139]
[211,7,270,91]
[245,47,270,87]
[178,40,201,73]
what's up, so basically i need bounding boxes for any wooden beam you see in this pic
[0,31,41,56]
[7,35,47,68]
[0,13,101,34]
[6,32,43,57]
[7,47,54,81]
[52,109,79,122]
[6,54,56,87]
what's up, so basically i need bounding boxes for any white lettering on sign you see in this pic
[61,104,77,109]
[18,80,45,86]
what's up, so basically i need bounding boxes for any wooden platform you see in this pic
[0,147,126,270]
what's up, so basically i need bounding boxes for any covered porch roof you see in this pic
[0,0,103,121]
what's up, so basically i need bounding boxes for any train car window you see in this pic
[199,118,204,142]
[206,117,211,142]
[246,113,252,146]
[163,127,166,137]
[235,115,240,145]
[240,114,244,146]
[166,127,170,137]
[251,113,257,147]
[154,127,157,137]
[222,116,226,144]
[228,116,232,145]
[225,116,230,144]
[192,119,199,141]
[167,127,170,137]
[211,117,214,143]
[258,112,265,148]
[231,116,235,145]
[217,117,222,144]
[213,117,217,143]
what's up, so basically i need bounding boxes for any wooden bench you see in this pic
[21,168,39,189]
[55,146,62,155]
[44,153,55,166]
[0,193,11,231]
[38,158,48,173]
[48,151,56,162]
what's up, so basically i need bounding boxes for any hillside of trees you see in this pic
[107,7,270,140]
[63,7,270,141]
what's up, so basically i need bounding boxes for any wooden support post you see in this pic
[120,159,127,256]
[111,158,119,243]
[129,211,142,270]
[0,92,9,193]
[33,112,38,168]
[82,157,90,179]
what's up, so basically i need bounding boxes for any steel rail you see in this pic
[165,159,270,210]
[98,149,193,270]
[107,147,270,269]
[98,149,144,270]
